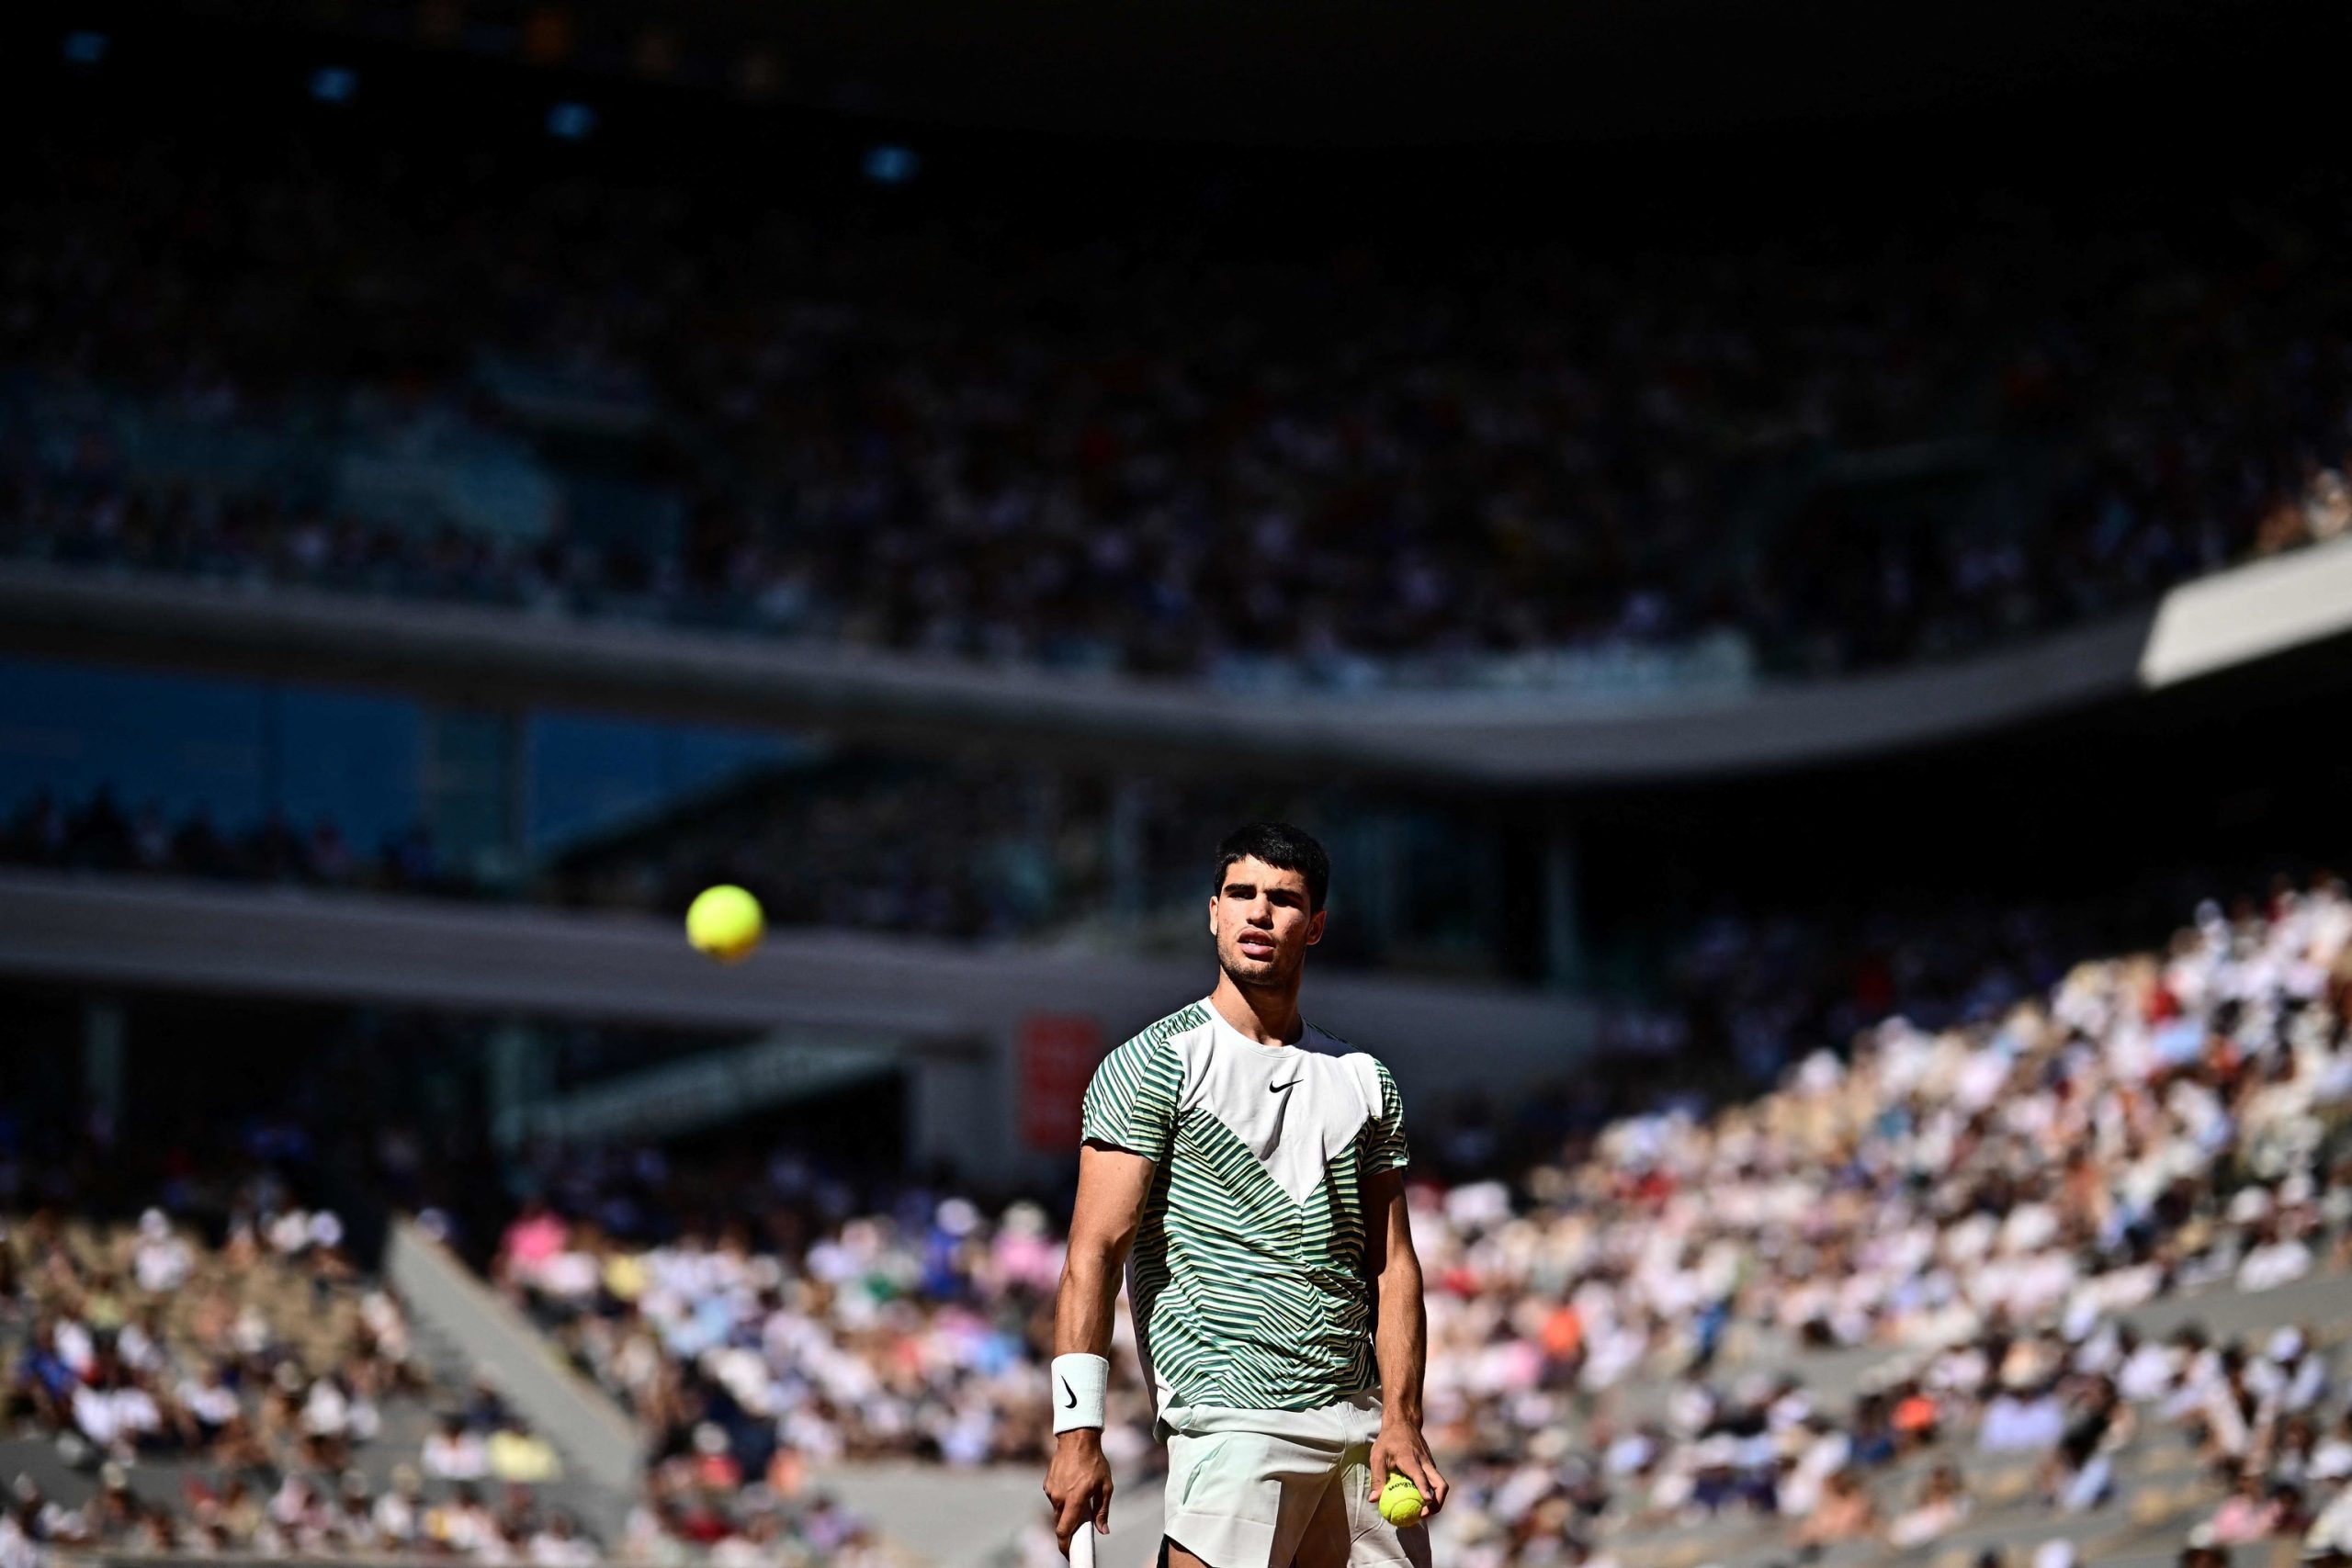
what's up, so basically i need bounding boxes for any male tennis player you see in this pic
[1044,822,1444,1568]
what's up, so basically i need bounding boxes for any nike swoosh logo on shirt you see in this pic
[1060,1378,1077,1408]
[1269,1079,1300,1095]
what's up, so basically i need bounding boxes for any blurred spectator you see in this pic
[488,1420,563,1483]
[1886,1463,1972,1549]
[423,1412,490,1481]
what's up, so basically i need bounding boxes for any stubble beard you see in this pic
[1218,936,1303,995]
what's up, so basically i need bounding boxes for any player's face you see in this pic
[1209,855,1324,987]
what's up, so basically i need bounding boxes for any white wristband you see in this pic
[1051,1353,1109,1433]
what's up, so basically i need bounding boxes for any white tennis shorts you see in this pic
[1159,1392,1434,1568]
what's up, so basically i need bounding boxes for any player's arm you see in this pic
[1044,1141,1156,1554]
[1363,1165,1448,1516]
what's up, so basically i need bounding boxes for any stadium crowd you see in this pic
[7,129,2352,688]
[0,1183,877,1567]
[484,876,2352,1567]
[0,784,455,896]
[1410,877,2352,1566]
[1557,877,2257,1145]
[487,1169,1073,1473]
[0,1196,461,1557]
[0,1205,415,1471]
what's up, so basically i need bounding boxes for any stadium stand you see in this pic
[4,617,2346,1563]
[6,13,2352,1568]
[6,117,2351,695]
[0,1200,582,1562]
[0,1180,894,1565]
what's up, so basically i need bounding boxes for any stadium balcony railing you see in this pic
[5,534,2349,787]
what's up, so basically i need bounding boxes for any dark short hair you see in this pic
[1213,822,1330,912]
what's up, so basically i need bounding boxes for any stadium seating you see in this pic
[6,129,2350,694]
[0,1204,846,1563]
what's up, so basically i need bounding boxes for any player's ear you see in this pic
[1306,908,1326,946]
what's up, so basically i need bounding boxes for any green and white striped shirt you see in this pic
[1080,998,1410,1422]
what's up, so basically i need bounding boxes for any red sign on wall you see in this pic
[1020,1013,1105,1151]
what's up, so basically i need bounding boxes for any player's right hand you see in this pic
[1045,1429,1114,1555]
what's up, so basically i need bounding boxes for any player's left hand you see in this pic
[1368,1419,1448,1518]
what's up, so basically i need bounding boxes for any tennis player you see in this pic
[1044,822,1443,1568]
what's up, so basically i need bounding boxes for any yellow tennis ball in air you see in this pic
[1377,1472,1424,1528]
[685,885,763,962]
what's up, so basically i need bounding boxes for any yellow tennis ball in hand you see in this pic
[1377,1472,1424,1528]
[685,885,764,962]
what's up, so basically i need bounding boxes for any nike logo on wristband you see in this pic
[1061,1378,1078,1408]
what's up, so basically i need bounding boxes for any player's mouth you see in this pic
[1237,933,1277,959]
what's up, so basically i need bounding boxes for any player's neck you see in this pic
[1208,974,1305,1046]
